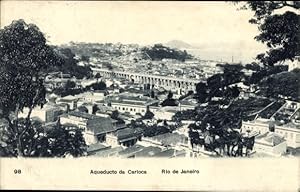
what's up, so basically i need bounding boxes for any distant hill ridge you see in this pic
[165,40,193,49]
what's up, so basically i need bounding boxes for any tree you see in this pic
[231,86,240,98]
[87,81,107,91]
[80,55,90,62]
[94,73,101,82]
[188,104,254,157]
[150,90,155,98]
[65,80,76,89]
[142,44,193,61]
[258,69,300,100]
[234,2,300,66]
[0,20,61,156]
[161,91,178,106]
[167,91,173,99]
[77,106,89,113]
[142,108,154,119]
[46,124,87,157]
[92,105,99,115]
[46,47,93,79]
[195,82,208,103]
[0,20,86,157]
[111,110,119,120]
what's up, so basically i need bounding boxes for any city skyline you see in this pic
[1,1,268,63]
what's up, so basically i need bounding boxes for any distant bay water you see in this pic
[186,48,255,64]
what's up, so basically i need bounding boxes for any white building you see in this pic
[110,93,159,115]
[254,132,287,156]
[241,119,300,148]
[77,90,107,104]
[153,106,179,121]
[59,111,124,145]
[106,128,143,147]
[56,95,79,110]
[19,104,65,123]
[241,101,300,148]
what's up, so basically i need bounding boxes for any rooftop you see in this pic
[152,149,186,158]
[92,146,124,157]
[134,146,162,157]
[255,132,286,147]
[118,144,145,157]
[59,95,78,101]
[87,118,118,135]
[68,111,101,120]
[87,143,109,153]
[111,128,143,141]
[109,93,158,106]
[144,132,189,146]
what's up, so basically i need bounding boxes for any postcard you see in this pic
[0,1,299,191]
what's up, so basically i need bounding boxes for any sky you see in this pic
[1,1,268,63]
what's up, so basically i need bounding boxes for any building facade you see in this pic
[59,111,124,145]
[241,120,300,148]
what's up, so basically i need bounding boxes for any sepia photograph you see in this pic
[0,0,299,191]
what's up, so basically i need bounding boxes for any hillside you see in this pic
[165,40,193,49]
[142,44,193,62]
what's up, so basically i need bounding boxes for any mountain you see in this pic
[165,40,193,50]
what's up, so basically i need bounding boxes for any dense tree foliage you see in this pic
[94,73,101,82]
[65,80,76,89]
[86,81,107,91]
[234,1,300,65]
[45,47,93,79]
[195,64,244,103]
[0,20,87,157]
[244,65,288,85]
[129,119,173,137]
[0,20,59,156]
[258,69,300,101]
[77,106,89,113]
[142,108,155,120]
[161,91,178,106]
[186,98,272,156]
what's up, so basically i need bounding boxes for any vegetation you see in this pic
[195,64,244,104]
[244,65,288,85]
[45,47,93,79]
[258,69,300,101]
[86,81,107,91]
[142,44,193,62]
[187,100,261,156]
[129,119,174,137]
[234,1,300,66]
[0,20,87,157]
[142,108,155,120]
[53,81,107,97]
[77,106,89,113]
[161,91,178,106]
[0,120,86,157]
